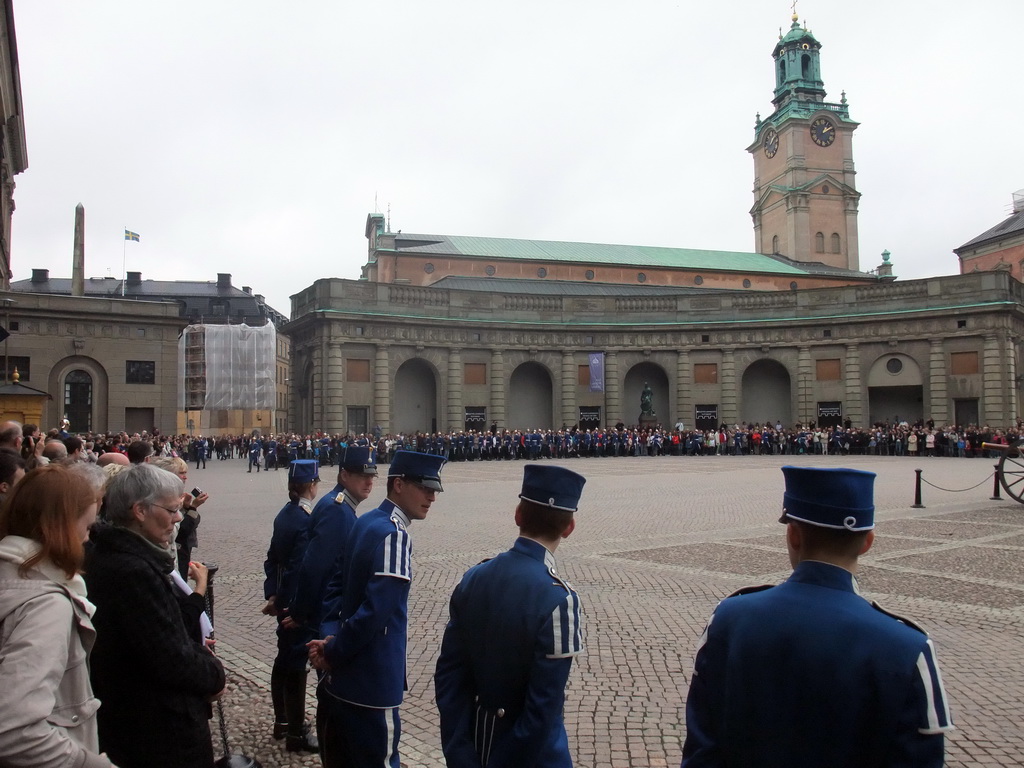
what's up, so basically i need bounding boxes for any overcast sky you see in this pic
[10,1,1023,317]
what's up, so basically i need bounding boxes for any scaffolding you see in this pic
[178,323,275,411]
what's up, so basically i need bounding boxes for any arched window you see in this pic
[771,235,780,254]
[801,54,811,79]
[831,233,841,253]
[64,369,93,432]
[779,61,786,80]
[815,232,825,253]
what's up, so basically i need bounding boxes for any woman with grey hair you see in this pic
[149,455,209,577]
[84,463,225,768]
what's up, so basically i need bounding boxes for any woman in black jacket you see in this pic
[85,463,225,768]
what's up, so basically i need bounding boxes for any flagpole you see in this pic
[122,226,127,297]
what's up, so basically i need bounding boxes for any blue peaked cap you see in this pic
[519,464,586,512]
[342,445,378,476]
[289,459,319,484]
[388,450,446,491]
[780,466,876,531]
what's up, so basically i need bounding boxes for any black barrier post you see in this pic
[203,564,263,768]
[911,468,925,508]
[991,465,1002,501]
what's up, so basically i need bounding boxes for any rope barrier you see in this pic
[919,472,996,494]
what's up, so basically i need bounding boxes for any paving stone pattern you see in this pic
[187,455,1024,766]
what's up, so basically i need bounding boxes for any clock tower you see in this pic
[748,14,860,271]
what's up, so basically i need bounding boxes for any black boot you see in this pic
[270,662,288,739]
[284,670,319,753]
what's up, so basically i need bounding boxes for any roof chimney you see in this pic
[217,273,231,289]
[127,271,142,285]
[1013,189,1024,214]
[31,268,49,283]
[71,203,85,297]
[242,286,252,294]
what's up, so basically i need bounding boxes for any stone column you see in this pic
[325,341,344,433]
[982,333,1005,426]
[928,339,949,425]
[721,349,737,426]
[490,349,506,429]
[797,346,812,424]
[1008,336,1019,427]
[605,351,620,426]
[374,345,390,434]
[561,350,576,428]
[448,348,463,431]
[316,337,329,430]
[289,349,301,432]
[844,344,863,426]
[676,349,690,428]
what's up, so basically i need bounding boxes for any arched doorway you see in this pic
[867,354,923,425]
[623,362,670,427]
[394,358,438,434]
[64,370,93,433]
[740,359,792,426]
[508,362,553,429]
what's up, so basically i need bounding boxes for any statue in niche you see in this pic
[640,381,655,417]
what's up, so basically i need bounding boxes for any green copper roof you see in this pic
[388,233,810,276]
[776,16,820,52]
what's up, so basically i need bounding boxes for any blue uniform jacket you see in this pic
[262,498,313,605]
[682,560,953,768]
[289,484,358,628]
[435,537,584,768]
[320,499,412,709]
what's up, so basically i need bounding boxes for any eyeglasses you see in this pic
[151,503,182,516]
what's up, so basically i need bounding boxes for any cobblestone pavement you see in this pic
[190,454,1024,767]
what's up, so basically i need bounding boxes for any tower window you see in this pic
[779,61,786,80]
[815,232,825,253]
[831,233,841,253]
[801,54,811,78]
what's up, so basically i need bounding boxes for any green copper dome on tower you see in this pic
[770,13,832,113]
[774,14,821,56]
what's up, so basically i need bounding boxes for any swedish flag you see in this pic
[124,229,140,242]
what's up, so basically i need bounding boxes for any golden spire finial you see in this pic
[11,367,19,383]
[791,0,798,22]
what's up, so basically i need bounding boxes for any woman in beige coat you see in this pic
[0,462,115,767]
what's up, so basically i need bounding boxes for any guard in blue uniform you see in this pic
[248,437,262,472]
[435,464,587,768]
[682,466,953,768]
[262,459,321,752]
[289,445,377,631]
[308,450,447,768]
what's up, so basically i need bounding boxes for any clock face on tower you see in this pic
[763,129,779,158]
[810,117,836,147]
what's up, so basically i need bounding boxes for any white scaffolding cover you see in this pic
[178,323,276,410]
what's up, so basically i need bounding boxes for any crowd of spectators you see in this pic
[238,420,1018,464]
[0,416,1015,487]
[0,421,224,767]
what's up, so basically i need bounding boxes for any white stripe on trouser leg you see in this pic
[383,707,397,768]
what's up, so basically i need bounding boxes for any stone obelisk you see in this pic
[71,203,85,297]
